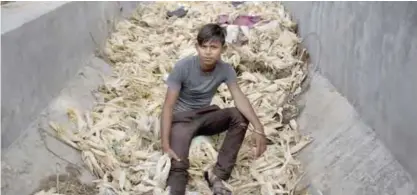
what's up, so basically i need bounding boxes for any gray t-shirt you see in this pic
[167,55,237,113]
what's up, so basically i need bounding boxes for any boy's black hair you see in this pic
[197,23,227,46]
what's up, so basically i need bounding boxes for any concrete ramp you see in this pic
[297,73,416,194]
[1,57,112,195]
[283,2,417,194]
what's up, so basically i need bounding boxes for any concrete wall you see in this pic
[1,2,140,194]
[1,1,139,149]
[283,1,417,185]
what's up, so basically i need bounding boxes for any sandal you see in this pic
[204,171,232,195]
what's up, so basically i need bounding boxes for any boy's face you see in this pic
[196,40,224,70]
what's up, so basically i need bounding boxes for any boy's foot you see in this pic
[203,171,232,195]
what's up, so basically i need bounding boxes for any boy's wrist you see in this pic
[162,140,170,150]
[254,124,264,132]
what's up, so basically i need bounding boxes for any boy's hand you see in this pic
[252,128,267,158]
[163,146,181,161]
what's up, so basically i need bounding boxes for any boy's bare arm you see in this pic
[160,87,181,160]
[226,81,267,157]
[226,82,263,131]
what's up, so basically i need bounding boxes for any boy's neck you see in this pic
[200,64,216,72]
[199,57,217,72]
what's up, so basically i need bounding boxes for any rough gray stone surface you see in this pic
[1,1,139,149]
[296,73,416,195]
[283,1,417,188]
[1,57,113,195]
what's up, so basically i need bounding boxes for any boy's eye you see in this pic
[201,44,220,50]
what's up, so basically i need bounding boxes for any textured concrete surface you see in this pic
[296,73,416,195]
[1,1,139,149]
[1,57,113,195]
[283,1,417,187]
[1,2,138,194]
[3,1,417,195]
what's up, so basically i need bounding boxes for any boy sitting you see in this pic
[161,23,267,195]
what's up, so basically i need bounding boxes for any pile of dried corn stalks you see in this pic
[48,2,313,195]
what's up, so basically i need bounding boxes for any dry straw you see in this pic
[46,2,313,195]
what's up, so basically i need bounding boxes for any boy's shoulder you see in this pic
[219,59,233,68]
[216,59,235,74]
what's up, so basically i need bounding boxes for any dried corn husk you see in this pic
[47,2,313,195]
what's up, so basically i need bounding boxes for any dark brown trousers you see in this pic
[166,105,249,195]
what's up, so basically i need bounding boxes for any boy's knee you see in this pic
[170,158,190,174]
[228,108,249,128]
